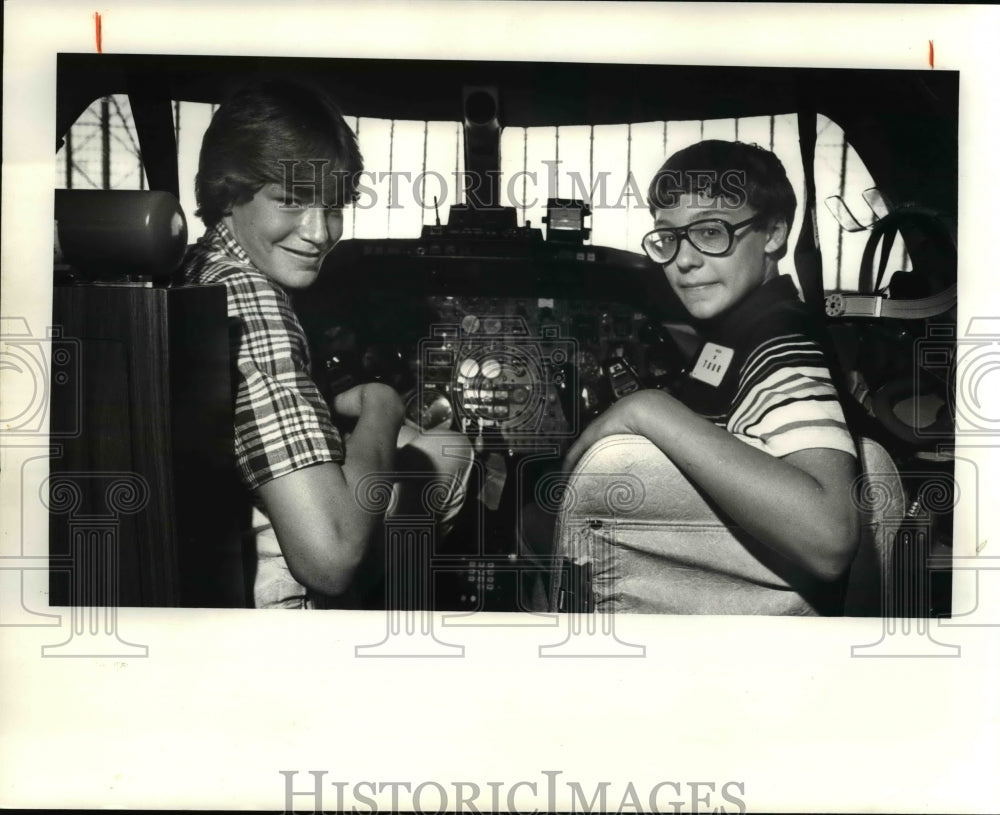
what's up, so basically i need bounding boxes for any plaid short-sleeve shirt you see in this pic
[181,222,345,490]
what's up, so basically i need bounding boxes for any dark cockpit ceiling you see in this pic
[56,54,958,216]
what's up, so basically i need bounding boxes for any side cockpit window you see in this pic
[55,94,147,192]
[814,113,910,292]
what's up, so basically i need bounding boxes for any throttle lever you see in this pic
[602,355,642,401]
[639,320,697,391]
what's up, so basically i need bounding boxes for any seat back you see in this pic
[548,434,905,615]
[844,437,906,615]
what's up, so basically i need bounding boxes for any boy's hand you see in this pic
[563,389,677,474]
[331,382,404,424]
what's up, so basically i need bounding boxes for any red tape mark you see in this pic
[929,40,934,69]
[95,12,102,54]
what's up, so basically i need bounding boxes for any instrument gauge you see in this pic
[458,358,480,378]
[480,358,503,379]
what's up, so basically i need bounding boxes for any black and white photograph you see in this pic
[2,2,998,813]
[46,51,959,619]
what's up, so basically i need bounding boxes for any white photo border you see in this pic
[2,2,998,812]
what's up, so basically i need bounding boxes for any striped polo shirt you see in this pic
[677,274,857,460]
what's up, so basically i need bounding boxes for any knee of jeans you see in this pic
[444,432,474,483]
[407,428,474,478]
[254,553,308,609]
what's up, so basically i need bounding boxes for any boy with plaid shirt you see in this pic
[183,80,470,608]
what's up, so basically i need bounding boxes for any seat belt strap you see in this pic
[824,283,957,320]
[794,107,825,313]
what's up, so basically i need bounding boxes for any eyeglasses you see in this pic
[641,214,763,265]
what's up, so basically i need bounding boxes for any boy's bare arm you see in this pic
[563,389,860,581]
[255,383,404,596]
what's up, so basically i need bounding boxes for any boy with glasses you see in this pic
[560,140,859,613]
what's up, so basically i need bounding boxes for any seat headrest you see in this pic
[54,189,188,281]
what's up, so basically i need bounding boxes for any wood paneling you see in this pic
[50,284,248,608]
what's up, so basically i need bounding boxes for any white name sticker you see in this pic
[690,342,734,387]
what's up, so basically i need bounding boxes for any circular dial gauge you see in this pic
[454,344,544,429]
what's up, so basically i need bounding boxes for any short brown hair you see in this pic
[648,139,796,231]
[195,78,363,227]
